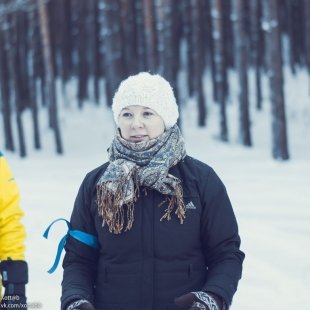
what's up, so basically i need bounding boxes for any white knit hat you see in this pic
[112,72,179,129]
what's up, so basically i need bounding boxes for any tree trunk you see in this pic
[28,9,41,149]
[180,0,194,97]
[155,0,172,79]
[99,0,125,105]
[135,0,146,71]
[191,0,206,127]
[263,0,289,160]
[93,0,102,103]
[142,0,157,71]
[232,0,251,146]
[155,0,179,107]
[0,28,15,151]
[249,0,263,110]
[37,0,63,154]
[77,0,89,108]
[285,0,297,74]
[60,0,72,83]
[5,14,27,157]
[210,0,228,141]
[120,0,137,75]
[304,0,310,82]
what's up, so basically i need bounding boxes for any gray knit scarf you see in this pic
[96,124,186,234]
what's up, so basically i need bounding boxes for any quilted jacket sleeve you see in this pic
[61,173,99,310]
[0,153,26,261]
[199,166,245,306]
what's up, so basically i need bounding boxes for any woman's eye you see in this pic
[122,112,132,118]
[143,111,153,117]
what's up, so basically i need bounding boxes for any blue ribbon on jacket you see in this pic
[43,218,99,274]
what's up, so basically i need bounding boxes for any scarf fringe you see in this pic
[159,183,186,224]
[96,177,140,234]
[97,180,186,234]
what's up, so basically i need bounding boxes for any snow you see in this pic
[1,68,310,309]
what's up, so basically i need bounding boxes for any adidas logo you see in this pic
[185,201,196,210]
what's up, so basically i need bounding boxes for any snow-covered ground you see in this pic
[1,69,310,309]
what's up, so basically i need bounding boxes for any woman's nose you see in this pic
[131,115,144,128]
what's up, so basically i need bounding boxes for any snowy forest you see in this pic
[0,0,309,160]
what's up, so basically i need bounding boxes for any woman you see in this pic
[61,72,245,310]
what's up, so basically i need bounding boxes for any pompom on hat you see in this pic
[112,72,179,129]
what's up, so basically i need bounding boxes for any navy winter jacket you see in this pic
[61,156,245,310]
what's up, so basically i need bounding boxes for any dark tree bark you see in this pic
[155,0,181,129]
[249,0,263,110]
[191,0,207,127]
[204,0,217,104]
[304,0,310,79]
[76,0,89,108]
[5,14,27,157]
[0,26,15,151]
[232,0,251,146]
[16,11,31,111]
[51,0,72,107]
[210,0,228,141]
[99,0,125,105]
[28,9,41,149]
[120,0,138,75]
[37,0,63,154]
[155,0,180,99]
[221,0,231,100]
[135,0,147,71]
[29,4,45,108]
[60,0,72,83]
[87,0,101,105]
[180,0,194,97]
[285,0,303,74]
[142,0,157,71]
[202,0,213,71]
[263,0,289,160]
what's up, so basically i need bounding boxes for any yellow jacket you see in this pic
[0,152,26,261]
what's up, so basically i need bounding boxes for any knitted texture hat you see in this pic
[112,72,179,129]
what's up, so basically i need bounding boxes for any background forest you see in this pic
[0,0,310,159]
[1,1,310,309]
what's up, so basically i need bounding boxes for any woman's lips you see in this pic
[130,135,148,142]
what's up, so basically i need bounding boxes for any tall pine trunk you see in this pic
[304,0,310,92]
[210,0,228,141]
[99,0,125,105]
[263,0,289,160]
[142,0,157,71]
[135,0,147,71]
[249,0,263,110]
[77,0,89,108]
[191,0,206,127]
[37,0,63,154]
[232,0,251,146]
[120,0,137,75]
[0,28,15,151]
[155,0,180,113]
[5,14,27,157]
[28,9,41,149]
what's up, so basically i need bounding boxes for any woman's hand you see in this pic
[175,291,225,310]
[66,299,95,310]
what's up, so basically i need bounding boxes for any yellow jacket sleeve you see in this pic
[0,152,26,261]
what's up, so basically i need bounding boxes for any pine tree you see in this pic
[263,0,289,160]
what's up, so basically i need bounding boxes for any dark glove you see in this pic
[0,260,28,310]
[175,291,225,310]
[66,299,95,310]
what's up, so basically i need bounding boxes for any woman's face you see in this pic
[118,105,165,142]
